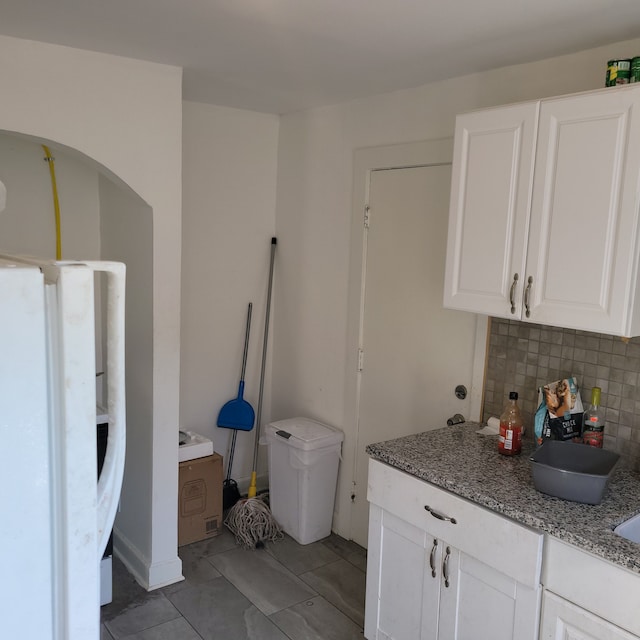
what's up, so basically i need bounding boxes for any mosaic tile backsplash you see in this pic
[482,317,640,460]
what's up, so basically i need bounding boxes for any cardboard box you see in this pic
[178,453,223,546]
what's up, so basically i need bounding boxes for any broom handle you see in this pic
[226,430,238,482]
[253,238,277,472]
[240,302,252,382]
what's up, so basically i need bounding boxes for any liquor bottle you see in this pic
[582,387,604,448]
[498,391,523,456]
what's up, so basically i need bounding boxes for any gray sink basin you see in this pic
[614,512,640,544]
[529,441,620,504]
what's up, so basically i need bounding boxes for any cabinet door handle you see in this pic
[509,273,519,314]
[429,539,438,578]
[443,546,451,588]
[424,505,457,524]
[524,276,533,318]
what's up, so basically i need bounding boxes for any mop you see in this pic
[225,238,283,549]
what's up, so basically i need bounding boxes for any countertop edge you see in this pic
[366,424,640,575]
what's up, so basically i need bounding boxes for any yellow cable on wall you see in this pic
[42,144,62,260]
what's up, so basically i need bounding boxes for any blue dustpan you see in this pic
[218,380,255,431]
[217,303,255,431]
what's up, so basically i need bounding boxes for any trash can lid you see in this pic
[266,417,343,451]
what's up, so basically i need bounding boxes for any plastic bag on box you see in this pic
[534,376,584,446]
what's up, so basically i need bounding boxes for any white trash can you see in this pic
[265,417,343,545]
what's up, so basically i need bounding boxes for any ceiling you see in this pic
[2,0,640,114]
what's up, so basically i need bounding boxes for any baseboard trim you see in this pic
[113,527,183,591]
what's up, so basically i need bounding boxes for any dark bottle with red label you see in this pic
[498,391,523,456]
[582,386,604,448]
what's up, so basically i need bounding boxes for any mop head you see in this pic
[224,494,284,549]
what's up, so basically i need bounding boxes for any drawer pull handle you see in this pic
[429,539,438,578]
[443,546,451,588]
[524,275,533,318]
[509,273,519,314]
[424,505,457,524]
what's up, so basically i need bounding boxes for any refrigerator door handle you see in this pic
[84,262,127,557]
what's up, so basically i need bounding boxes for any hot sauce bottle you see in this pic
[498,391,523,456]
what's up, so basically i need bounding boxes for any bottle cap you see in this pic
[509,391,518,400]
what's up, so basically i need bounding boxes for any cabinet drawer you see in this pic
[368,458,543,587]
[543,536,640,637]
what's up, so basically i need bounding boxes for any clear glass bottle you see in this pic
[582,386,604,448]
[498,391,523,456]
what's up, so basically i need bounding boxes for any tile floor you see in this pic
[100,529,367,640]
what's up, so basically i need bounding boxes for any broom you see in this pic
[225,238,282,549]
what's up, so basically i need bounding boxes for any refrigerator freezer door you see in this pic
[0,256,126,640]
[45,263,101,639]
[0,263,56,639]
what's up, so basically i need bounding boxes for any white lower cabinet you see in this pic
[365,459,543,640]
[540,591,638,640]
[542,536,640,639]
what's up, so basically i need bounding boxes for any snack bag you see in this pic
[534,399,547,447]
[536,377,584,444]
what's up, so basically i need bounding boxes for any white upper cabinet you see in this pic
[444,84,640,337]
[444,101,538,318]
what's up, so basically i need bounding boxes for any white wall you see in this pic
[99,177,155,582]
[181,101,279,487]
[273,36,640,538]
[0,134,100,259]
[0,35,183,589]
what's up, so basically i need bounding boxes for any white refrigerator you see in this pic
[0,255,126,640]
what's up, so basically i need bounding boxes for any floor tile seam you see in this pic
[296,571,365,628]
[163,574,231,607]
[265,614,305,640]
[267,594,366,637]
[200,554,225,574]
[116,615,205,640]
[267,593,348,621]
[209,548,321,592]
[114,614,180,640]
[100,623,115,640]
[320,537,366,556]
[178,614,206,640]
[298,556,353,580]
[258,590,322,617]
[266,596,327,640]
[310,597,365,631]
[202,545,241,562]
[163,573,296,631]
[294,578,360,622]
[102,589,177,616]
[104,602,183,640]
[344,556,367,572]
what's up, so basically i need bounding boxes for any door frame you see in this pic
[337,139,489,541]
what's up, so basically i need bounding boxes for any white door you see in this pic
[351,164,481,547]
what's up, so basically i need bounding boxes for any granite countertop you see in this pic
[366,422,640,574]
